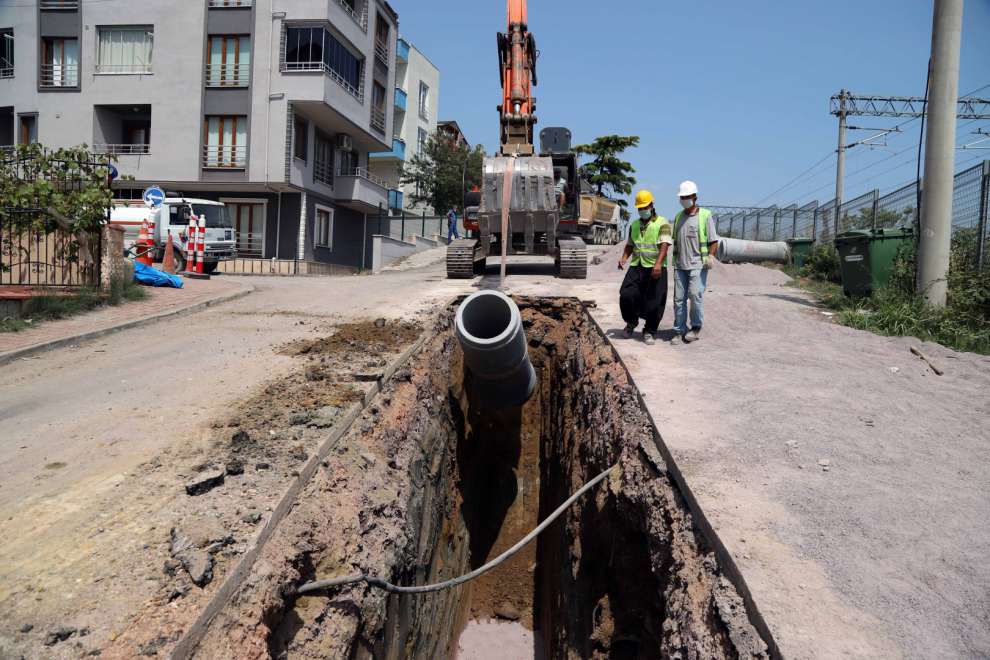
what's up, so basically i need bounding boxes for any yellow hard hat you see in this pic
[634,190,654,209]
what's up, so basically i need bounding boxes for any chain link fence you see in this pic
[711,160,990,269]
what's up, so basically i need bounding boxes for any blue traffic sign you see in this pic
[143,186,165,208]
[107,164,119,180]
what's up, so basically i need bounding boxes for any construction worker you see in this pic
[446,207,460,244]
[618,190,672,345]
[670,181,719,345]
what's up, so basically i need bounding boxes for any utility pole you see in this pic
[918,0,964,306]
[834,89,848,236]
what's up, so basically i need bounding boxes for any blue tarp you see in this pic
[133,261,184,288]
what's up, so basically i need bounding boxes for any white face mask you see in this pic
[638,208,653,220]
[679,198,695,210]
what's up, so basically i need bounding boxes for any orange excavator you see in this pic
[446,0,587,279]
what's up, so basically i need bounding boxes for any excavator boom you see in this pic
[498,0,537,155]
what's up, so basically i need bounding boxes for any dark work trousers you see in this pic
[620,265,668,333]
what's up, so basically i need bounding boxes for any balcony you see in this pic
[202,144,247,169]
[40,64,78,88]
[388,189,403,211]
[282,60,363,102]
[334,167,387,213]
[336,0,368,31]
[394,87,407,112]
[40,0,78,9]
[396,38,409,64]
[369,138,405,161]
[207,0,252,7]
[205,63,250,87]
[370,108,385,135]
[93,143,150,155]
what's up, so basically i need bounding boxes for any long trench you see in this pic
[192,297,771,659]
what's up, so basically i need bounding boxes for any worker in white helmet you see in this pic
[670,181,719,345]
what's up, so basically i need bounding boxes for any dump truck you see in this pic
[445,0,587,279]
[578,194,620,245]
[110,198,236,274]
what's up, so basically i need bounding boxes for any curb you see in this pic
[0,285,254,367]
[170,331,429,659]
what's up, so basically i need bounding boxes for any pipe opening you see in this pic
[460,292,514,342]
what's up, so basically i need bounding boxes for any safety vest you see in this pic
[674,207,713,264]
[630,215,669,268]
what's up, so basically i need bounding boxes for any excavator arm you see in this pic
[498,0,538,155]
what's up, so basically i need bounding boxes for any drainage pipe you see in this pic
[454,290,536,407]
[717,238,790,264]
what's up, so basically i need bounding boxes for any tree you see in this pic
[400,134,485,214]
[0,143,115,269]
[573,135,639,201]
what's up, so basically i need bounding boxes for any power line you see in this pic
[749,151,835,207]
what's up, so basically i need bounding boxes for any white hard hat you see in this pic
[678,180,699,197]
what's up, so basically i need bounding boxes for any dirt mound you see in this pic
[280,320,422,357]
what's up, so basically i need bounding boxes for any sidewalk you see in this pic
[0,276,252,364]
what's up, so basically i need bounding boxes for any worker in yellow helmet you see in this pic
[617,190,673,345]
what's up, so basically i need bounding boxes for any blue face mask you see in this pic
[639,208,652,220]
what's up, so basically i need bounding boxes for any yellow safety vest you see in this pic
[630,215,670,268]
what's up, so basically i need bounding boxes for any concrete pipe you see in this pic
[455,290,537,408]
[717,238,790,264]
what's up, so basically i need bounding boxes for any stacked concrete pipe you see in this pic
[455,290,536,408]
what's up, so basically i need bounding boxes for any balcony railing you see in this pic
[394,86,407,112]
[93,143,150,155]
[205,63,250,87]
[0,65,12,79]
[40,64,78,88]
[313,159,333,186]
[281,61,363,102]
[374,40,389,66]
[40,0,78,9]
[370,107,386,134]
[208,0,252,7]
[202,144,247,169]
[95,63,152,74]
[418,105,430,121]
[339,166,386,188]
[336,0,368,31]
[236,232,263,258]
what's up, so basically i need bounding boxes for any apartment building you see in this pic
[368,35,438,215]
[0,0,399,271]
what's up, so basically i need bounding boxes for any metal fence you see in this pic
[711,160,990,269]
[373,209,452,244]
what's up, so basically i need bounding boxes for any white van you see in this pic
[110,198,237,274]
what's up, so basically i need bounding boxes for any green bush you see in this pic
[799,243,842,283]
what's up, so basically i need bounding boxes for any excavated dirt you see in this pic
[190,298,770,659]
[279,320,422,358]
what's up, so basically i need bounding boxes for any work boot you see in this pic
[670,334,683,346]
[643,332,655,345]
[685,327,702,343]
[623,323,636,338]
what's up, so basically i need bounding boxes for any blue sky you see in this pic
[393,0,989,211]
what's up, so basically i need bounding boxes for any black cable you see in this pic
[914,59,931,271]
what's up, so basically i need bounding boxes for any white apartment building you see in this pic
[368,35,439,216]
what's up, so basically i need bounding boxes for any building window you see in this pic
[374,15,389,65]
[207,35,250,87]
[1,30,13,78]
[227,201,265,257]
[19,115,37,144]
[284,26,363,99]
[313,131,333,186]
[293,116,308,161]
[97,27,153,74]
[41,38,78,87]
[314,205,334,249]
[203,115,247,168]
[371,82,386,134]
[336,147,355,176]
[417,127,428,154]
[418,81,430,120]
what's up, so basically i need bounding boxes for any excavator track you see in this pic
[556,238,587,279]
[446,239,483,279]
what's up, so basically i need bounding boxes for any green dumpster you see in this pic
[786,238,815,269]
[834,227,914,297]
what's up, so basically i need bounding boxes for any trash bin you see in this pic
[834,227,914,296]
[786,238,814,269]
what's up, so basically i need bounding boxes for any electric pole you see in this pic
[834,90,848,236]
[918,0,964,307]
